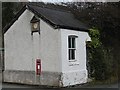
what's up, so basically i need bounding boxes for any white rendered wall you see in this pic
[4,10,34,71]
[39,20,61,72]
[60,29,91,86]
[4,9,61,72]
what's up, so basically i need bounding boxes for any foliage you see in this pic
[2,2,25,28]
[2,2,15,28]
[87,28,114,80]
[89,28,101,48]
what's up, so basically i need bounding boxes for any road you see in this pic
[1,82,119,89]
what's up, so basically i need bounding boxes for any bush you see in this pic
[87,28,114,80]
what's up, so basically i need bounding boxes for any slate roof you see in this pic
[30,16,40,23]
[3,3,89,33]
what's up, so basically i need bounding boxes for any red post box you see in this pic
[36,59,41,75]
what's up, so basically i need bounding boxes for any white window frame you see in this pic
[68,35,78,62]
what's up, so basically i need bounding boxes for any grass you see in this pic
[88,76,118,86]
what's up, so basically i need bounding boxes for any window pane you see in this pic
[68,37,71,48]
[69,49,71,60]
[69,49,75,60]
[71,49,75,59]
[72,38,75,48]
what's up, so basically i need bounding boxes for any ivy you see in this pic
[88,28,101,48]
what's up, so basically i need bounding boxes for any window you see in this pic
[68,35,78,61]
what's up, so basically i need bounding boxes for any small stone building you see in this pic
[3,3,91,87]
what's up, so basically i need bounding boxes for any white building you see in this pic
[3,3,91,87]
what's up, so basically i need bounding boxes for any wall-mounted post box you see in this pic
[36,59,41,75]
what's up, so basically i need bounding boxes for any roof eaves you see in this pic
[3,5,27,34]
[57,25,89,32]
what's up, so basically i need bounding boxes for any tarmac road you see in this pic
[1,82,119,89]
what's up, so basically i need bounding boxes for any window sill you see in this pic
[69,60,77,62]
[69,60,79,66]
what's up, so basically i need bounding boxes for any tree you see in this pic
[2,2,25,28]
[87,28,114,80]
[2,2,15,28]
